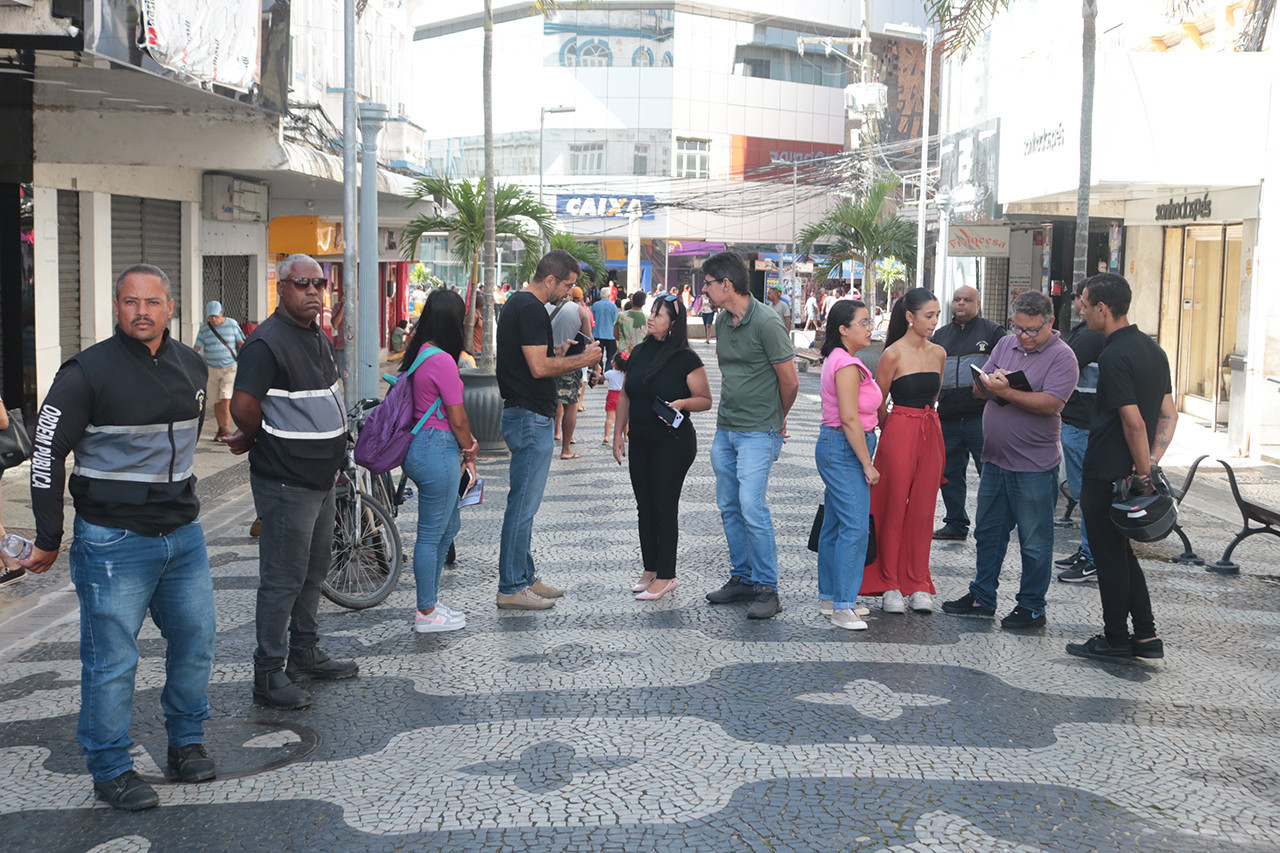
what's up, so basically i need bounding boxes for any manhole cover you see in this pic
[134,719,318,784]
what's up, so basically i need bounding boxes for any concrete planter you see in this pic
[460,368,507,457]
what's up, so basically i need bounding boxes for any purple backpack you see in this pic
[353,346,444,474]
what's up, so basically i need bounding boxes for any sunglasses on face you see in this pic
[656,292,679,303]
[284,277,327,291]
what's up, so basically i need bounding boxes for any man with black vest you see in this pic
[226,253,357,709]
[22,264,216,811]
[932,285,1006,540]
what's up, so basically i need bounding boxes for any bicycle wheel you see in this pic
[323,491,403,609]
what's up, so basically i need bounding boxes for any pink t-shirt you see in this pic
[821,348,882,432]
[410,350,465,431]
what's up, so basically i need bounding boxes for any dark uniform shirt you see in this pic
[932,316,1006,420]
[1083,324,1172,481]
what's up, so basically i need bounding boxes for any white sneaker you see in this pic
[907,591,935,613]
[831,608,868,630]
[818,600,834,613]
[435,602,467,623]
[882,590,906,614]
[414,607,465,633]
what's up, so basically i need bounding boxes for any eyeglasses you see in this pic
[284,277,326,291]
[1010,320,1048,337]
[852,318,874,329]
[703,277,724,288]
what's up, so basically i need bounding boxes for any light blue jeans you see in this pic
[70,517,215,782]
[498,406,555,595]
[1060,422,1093,562]
[816,425,877,609]
[403,427,462,611]
[970,463,1058,614]
[711,428,785,590]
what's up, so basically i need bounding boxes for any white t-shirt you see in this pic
[604,368,626,391]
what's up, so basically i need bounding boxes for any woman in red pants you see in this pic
[862,287,946,615]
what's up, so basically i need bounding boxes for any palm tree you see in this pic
[401,175,554,354]
[927,0,1095,293]
[797,176,917,312]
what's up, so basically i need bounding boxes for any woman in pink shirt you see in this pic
[815,299,882,629]
[399,289,479,633]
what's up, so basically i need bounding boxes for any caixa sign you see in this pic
[557,194,655,220]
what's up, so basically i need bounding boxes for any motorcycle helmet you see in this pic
[1110,468,1177,542]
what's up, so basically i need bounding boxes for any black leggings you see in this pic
[627,428,697,579]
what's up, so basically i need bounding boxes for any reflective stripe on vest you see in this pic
[941,353,991,391]
[72,417,200,483]
[260,381,346,440]
[1076,362,1100,395]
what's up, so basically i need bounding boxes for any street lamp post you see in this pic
[884,23,935,289]
[539,105,575,216]
[770,156,799,325]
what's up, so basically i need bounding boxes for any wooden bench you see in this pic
[1207,459,1280,575]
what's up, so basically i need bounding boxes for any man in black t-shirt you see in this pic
[1066,274,1177,663]
[494,250,601,611]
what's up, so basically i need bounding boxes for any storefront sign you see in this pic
[556,194,655,220]
[1154,193,1212,222]
[1022,123,1066,156]
[947,225,1010,257]
[729,136,845,182]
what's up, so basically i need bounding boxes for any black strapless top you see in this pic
[889,371,941,408]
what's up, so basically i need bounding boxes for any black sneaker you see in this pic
[940,592,995,617]
[746,587,782,619]
[0,566,26,587]
[1130,635,1165,659]
[705,576,757,604]
[94,769,160,811]
[167,743,217,783]
[932,525,967,541]
[1001,605,1046,630]
[1054,547,1083,568]
[1066,634,1133,661]
[1057,556,1098,583]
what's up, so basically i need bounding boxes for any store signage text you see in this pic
[556,194,655,220]
[1022,124,1066,156]
[948,225,1011,257]
[1155,193,1212,222]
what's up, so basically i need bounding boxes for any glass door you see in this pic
[1216,225,1243,425]
[1176,226,1225,421]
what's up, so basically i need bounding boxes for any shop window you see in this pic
[634,144,649,176]
[632,47,654,67]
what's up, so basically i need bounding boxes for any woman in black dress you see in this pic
[612,293,713,600]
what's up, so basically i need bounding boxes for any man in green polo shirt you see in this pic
[701,251,798,619]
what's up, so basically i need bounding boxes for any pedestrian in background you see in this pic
[494,250,601,610]
[942,291,1078,630]
[815,299,881,630]
[1055,284,1106,583]
[400,289,479,633]
[862,287,945,615]
[931,285,1005,541]
[0,398,23,587]
[701,251,798,620]
[601,351,628,445]
[590,288,619,374]
[192,300,246,442]
[548,285,594,458]
[615,290,648,354]
[227,253,359,711]
[613,293,712,600]
[22,264,216,810]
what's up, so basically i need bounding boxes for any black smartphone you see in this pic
[566,332,590,356]
[459,468,475,497]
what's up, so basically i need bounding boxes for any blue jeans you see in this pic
[970,463,1058,614]
[498,406,554,595]
[816,425,876,609]
[940,417,985,531]
[404,428,463,610]
[1060,422,1092,562]
[711,428,785,590]
[70,517,215,782]
[251,474,336,671]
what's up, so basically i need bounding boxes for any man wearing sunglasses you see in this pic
[225,253,357,710]
[942,290,1078,631]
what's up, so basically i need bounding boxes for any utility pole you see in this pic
[341,0,358,408]
[357,103,388,401]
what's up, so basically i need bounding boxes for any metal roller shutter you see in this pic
[57,190,80,362]
[111,195,183,325]
[202,255,251,325]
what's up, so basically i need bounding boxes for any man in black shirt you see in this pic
[22,264,216,810]
[1066,274,1176,662]
[931,285,1006,540]
[1055,285,1106,582]
[495,249,601,610]
[227,253,357,710]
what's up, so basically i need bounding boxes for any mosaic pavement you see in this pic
[2,346,1279,852]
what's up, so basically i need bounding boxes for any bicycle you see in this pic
[322,399,405,609]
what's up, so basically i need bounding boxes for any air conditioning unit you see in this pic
[844,82,887,116]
